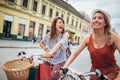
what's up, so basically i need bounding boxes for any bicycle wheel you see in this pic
[59,74,74,80]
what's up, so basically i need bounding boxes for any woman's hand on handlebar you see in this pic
[43,52,54,58]
[59,67,69,75]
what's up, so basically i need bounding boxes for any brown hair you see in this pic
[91,9,113,45]
[50,17,65,42]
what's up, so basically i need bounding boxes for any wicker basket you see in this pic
[2,59,34,80]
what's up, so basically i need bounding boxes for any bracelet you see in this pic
[44,47,48,51]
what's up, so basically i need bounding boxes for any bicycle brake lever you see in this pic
[60,67,69,74]
[95,69,110,80]
[38,57,42,60]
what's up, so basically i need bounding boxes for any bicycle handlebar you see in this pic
[17,51,45,63]
[82,69,109,80]
[17,51,53,66]
[60,67,110,80]
[17,51,44,59]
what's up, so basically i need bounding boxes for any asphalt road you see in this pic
[0,47,120,80]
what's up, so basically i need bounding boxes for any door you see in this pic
[3,20,12,38]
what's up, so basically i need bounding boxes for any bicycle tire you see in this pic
[59,74,74,80]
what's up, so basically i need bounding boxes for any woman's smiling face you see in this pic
[91,12,106,30]
[56,19,64,33]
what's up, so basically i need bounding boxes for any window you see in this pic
[29,21,35,39]
[76,21,78,27]
[67,16,69,24]
[78,37,80,44]
[38,23,44,40]
[61,14,64,18]
[8,0,14,3]
[3,20,12,38]
[17,18,26,39]
[79,23,81,29]
[56,11,59,17]
[46,26,50,34]
[17,24,25,39]
[71,19,74,26]
[49,8,53,17]
[3,15,13,38]
[42,5,46,15]
[22,0,28,8]
[33,0,37,12]
[75,36,77,41]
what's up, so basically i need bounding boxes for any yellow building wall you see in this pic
[0,5,51,37]
[0,0,88,41]
[0,12,4,33]
[11,16,19,35]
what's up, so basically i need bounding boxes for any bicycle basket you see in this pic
[2,59,34,80]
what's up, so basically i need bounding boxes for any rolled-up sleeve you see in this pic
[59,37,68,49]
[41,34,48,43]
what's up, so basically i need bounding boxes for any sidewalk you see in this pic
[0,39,78,49]
[0,39,40,48]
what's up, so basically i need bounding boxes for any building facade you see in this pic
[0,0,90,44]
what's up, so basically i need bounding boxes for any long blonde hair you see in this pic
[91,9,113,45]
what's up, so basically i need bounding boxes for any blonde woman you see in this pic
[62,9,120,80]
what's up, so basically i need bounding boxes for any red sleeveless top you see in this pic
[88,34,116,68]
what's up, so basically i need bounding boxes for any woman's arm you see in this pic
[43,32,69,58]
[115,71,120,80]
[50,32,69,54]
[63,36,89,68]
[113,33,120,53]
[39,41,49,52]
[113,33,120,80]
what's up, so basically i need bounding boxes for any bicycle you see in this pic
[59,67,110,80]
[18,51,52,80]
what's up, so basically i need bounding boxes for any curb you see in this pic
[0,46,40,49]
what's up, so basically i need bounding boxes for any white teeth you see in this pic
[94,23,99,26]
[94,24,99,26]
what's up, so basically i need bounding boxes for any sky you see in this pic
[65,0,120,34]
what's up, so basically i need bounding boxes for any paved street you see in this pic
[0,40,80,80]
[0,40,120,80]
